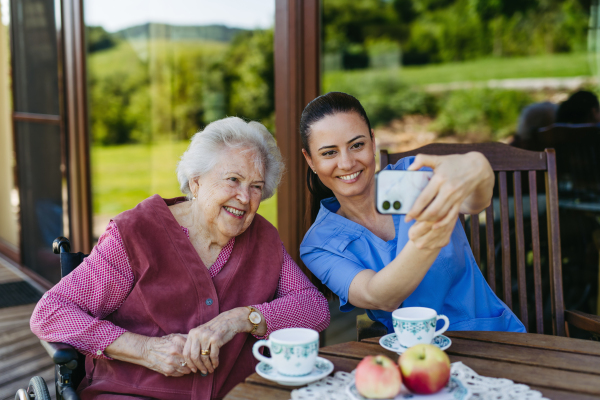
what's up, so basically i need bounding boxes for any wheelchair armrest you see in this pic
[357,313,388,342]
[40,341,80,368]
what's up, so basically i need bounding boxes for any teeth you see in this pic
[339,171,360,181]
[224,206,245,216]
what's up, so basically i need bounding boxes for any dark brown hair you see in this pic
[300,92,373,222]
[299,92,373,299]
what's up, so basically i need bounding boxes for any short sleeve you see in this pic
[300,246,365,312]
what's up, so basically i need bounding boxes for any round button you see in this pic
[393,201,401,210]
[382,201,391,210]
[205,298,213,306]
[96,350,102,356]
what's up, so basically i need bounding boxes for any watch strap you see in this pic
[248,306,259,334]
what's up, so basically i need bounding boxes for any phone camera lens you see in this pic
[393,201,401,210]
[382,201,390,210]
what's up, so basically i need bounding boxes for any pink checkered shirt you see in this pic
[30,221,330,359]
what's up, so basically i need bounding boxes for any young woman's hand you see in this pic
[404,152,493,249]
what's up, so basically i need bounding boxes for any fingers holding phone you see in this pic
[405,152,492,224]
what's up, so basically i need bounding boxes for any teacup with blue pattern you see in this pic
[252,328,319,376]
[392,307,450,348]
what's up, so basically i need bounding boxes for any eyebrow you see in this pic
[317,135,366,151]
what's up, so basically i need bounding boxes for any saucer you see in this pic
[346,376,469,400]
[379,333,452,354]
[255,356,334,386]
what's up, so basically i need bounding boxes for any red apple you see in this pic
[355,355,402,399]
[398,344,450,394]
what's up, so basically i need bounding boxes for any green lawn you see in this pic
[324,52,592,87]
[91,141,278,227]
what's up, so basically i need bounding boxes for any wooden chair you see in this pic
[357,142,600,341]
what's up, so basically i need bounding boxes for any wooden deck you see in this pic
[0,258,55,400]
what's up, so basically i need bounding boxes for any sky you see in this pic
[84,0,275,32]
[1,1,8,26]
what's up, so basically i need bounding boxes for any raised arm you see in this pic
[348,239,443,312]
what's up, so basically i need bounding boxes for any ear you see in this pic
[188,177,200,197]
[302,149,315,171]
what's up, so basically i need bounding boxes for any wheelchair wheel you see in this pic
[26,376,51,400]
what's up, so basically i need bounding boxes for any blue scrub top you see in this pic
[300,156,526,334]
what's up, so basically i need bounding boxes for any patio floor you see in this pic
[0,258,55,400]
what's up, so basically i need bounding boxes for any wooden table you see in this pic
[224,331,600,400]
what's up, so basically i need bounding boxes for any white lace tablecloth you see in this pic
[289,362,549,400]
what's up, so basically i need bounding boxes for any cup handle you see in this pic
[434,315,450,337]
[252,340,273,365]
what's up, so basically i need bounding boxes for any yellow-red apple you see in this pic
[355,355,402,399]
[398,344,450,394]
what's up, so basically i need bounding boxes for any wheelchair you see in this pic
[16,237,87,400]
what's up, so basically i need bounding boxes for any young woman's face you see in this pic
[303,112,376,200]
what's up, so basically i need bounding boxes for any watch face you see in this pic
[249,311,262,324]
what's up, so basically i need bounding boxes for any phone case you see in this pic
[375,170,433,214]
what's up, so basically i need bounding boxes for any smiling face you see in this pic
[302,112,377,201]
[190,146,265,240]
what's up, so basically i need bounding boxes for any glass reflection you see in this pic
[11,0,60,114]
[85,0,276,239]
[321,0,593,153]
[16,122,62,283]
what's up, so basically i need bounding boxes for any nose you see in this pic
[338,150,355,171]
[236,186,250,204]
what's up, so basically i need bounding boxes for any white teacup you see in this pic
[252,328,319,377]
[392,307,450,349]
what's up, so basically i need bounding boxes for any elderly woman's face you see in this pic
[192,146,265,239]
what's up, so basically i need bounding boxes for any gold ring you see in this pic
[201,349,210,356]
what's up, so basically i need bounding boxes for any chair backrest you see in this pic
[380,143,565,336]
[531,124,600,201]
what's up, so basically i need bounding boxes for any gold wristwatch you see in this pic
[247,306,262,334]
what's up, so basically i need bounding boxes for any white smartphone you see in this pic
[375,170,433,214]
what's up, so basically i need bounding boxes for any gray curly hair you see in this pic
[176,117,284,200]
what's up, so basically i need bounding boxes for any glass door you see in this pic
[10,0,65,283]
[83,0,277,240]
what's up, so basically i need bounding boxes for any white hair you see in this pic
[177,117,284,200]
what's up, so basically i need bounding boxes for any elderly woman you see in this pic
[31,117,330,399]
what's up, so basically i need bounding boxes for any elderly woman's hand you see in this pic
[105,332,192,377]
[404,152,494,247]
[183,307,260,375]
[142,333,192,377]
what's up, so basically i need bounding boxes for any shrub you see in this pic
[431,88,534,140]
[323,70,437,126]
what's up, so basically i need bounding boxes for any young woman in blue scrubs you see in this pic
[299,92,525,333]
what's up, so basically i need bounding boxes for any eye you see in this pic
[350,142,365,150]
[252,185,263,191]
[228,177,238,182]
[321,150,336,157]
